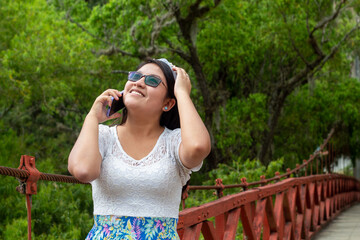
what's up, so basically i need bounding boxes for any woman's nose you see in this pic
[133,76,146,87]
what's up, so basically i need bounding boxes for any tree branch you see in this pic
[311,22,360,78]
[111,70,129,74]
[161,37,192,62]
[65,6,134,57]
[174,0,222,43]
[308,0,347,58]
[281,12,310,67]
[0,102,14,119]
[321,22,329,44]
[151,12,176,48]
[310,0,346,36]
[66,13,109,46]
[92,45,134,57]
[306,0,310,35]
[288,22,359,90]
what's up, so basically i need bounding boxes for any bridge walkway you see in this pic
[313,203,360,240]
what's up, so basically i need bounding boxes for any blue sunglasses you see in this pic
[128,71,166,88]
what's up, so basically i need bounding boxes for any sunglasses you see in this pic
[128,71,166,88]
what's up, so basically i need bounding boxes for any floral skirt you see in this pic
[85,215,180,240]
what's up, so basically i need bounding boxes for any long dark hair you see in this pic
[120,58,180,130]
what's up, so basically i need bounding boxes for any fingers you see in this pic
[173,67,192,97]
[101,89,122,101]
[98,89,123,106]
[173,67,190,80]
[173,67,191,83]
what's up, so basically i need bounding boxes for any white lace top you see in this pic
[90,124,202,219]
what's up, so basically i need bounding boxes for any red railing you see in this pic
[0,128,359,240]
[176,128,360,239]
[177,174,359,240]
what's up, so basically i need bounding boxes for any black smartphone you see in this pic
[106,91,125,117]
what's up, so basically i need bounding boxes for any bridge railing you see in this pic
[0,128,359,240]
[178,174,360,240]
[176,128,360,239]
[180,128,337,210]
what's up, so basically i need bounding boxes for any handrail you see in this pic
[177,174,360,239]
[181,128,336,206]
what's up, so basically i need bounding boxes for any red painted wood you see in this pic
[215,213,227,240]
[182,223,203,240]
[177,176,360,240]
[294,214,303,240]
[223,208,241,240]
[274,192,285,239]
[283,222,293,240]
[201,221,219,240]
[263,207,270,240]
[265,197,278,232]
[241,204,256,240]
[253,198,266,240]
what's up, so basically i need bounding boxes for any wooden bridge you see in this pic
[1,128,359,240]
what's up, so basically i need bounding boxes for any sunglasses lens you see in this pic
[128,71,142,81]
[128,71,163,87]
[145,76,161,87]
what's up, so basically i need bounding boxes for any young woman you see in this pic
[68,58,211,239]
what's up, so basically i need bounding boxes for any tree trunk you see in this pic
[187,46,221,169]
[259,89,289,166]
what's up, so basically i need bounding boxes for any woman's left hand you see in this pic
[173,67,191,97]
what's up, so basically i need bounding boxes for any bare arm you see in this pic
[68,89,122,182]
[174,67,211,169]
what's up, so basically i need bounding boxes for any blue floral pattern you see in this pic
[85,215,180,240]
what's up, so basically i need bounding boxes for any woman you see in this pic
[68,58,211,239]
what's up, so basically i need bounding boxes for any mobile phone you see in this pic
[106,91,125,117]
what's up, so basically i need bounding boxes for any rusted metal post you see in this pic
[320,154,323,174]
[260,175,266,186]
[286,168,291,178]
[181,185,190,210]
[316,156,319,174]
[296,164,300,177]
[241,177,248,191]
[17,155,40,240]
[331,143,335,173]
[328,144,332,173]
[275,172,280,182]
[215,178,224,198]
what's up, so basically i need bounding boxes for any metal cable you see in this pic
[0,166,89,185]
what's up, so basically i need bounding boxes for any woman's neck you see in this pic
[120,114,164,137]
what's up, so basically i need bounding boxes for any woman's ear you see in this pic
[163,98,176,112]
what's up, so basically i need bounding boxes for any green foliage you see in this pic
[275,77,360,168]
[3,218,29,239]
[207,158,284,186]
[32,182,93,239]
[216,93,268,160]
[184,158,284,208]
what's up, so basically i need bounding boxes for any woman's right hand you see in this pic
[88,89,123,123]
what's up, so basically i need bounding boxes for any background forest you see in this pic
[1,0,360,239]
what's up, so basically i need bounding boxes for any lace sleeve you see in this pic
[168,128,203,186]
[98,124,112,159]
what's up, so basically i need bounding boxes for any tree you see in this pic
[62,0,360,166]
[256,0,360,165]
